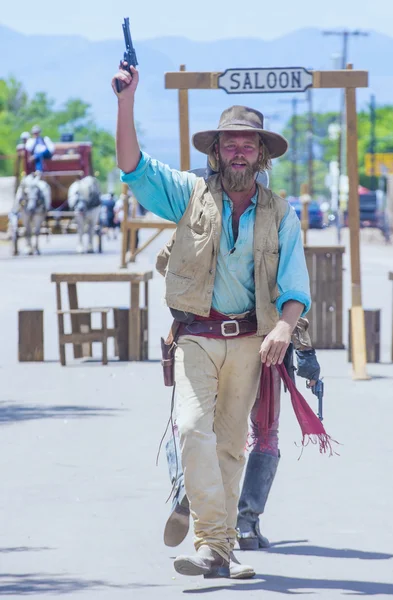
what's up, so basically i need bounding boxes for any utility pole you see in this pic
[323,30,369,182]
[323,30,368,242]
[291,97,298,196]
[280,97,308,197]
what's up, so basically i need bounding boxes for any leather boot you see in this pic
[229,552,255,579]
[174,545,230,578]
[236,451,280,550]
[164,435,190,547]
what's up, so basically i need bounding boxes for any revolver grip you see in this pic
[115,62,132,94]
[115,78,124,93]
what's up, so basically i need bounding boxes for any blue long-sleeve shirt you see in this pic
[121,152,311,316]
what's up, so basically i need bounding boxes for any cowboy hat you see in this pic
[192,105,288,159]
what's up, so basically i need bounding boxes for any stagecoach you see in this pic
[12,139,102,254]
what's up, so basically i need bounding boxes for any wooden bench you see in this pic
[57,308,110,366]
[51,271,153,362]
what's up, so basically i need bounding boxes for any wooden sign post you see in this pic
[300,182,311,246]
[345,64,368,379]
[178,65,191,171]
[120,182,130,268]
[165,65,369,380]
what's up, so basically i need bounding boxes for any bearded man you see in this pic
[113,64,311,580]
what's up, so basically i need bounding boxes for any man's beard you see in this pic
[219,154,260,192]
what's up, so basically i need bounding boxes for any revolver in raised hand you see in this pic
[116,17,138,93]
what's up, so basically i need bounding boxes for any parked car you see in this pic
[288,198,324,229]
[343,186,389,240]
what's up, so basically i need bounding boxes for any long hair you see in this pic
[207,134,272,173]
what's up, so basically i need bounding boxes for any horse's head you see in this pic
[20,177,44,215]
[75,194,88,214]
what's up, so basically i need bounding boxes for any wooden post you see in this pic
[129,282,141,360]
[129,200,138,263]
[300,182,311,246]
[102,311,108,366]
[18,310,44,362]
[345,64,369,380]
[55,283,66,366]
[120,183,129,268]
[113,307,129,360]
[67,283,83,359]
[389,272,393,363]
[178,65,191,171]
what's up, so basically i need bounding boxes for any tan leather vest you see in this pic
[156,174,289,336]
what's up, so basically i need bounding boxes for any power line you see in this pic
[322,29,369,178]
[322,29,369,242]
[280,96,310,197]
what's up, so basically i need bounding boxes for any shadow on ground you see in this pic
[0,548,53,554]
[265,542,393,560]
[0,573,163,595]
[0,403,122,425]
[184,573,393,595]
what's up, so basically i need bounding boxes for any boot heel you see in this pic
[204,565,230,579]
[238,537,259,551]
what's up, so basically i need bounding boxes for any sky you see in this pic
[1,0,393,41]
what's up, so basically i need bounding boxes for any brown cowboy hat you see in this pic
[192,105,288,159]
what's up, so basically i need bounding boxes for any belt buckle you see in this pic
[221,320,240,337]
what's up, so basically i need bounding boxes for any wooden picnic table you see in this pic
[50,271,153,361]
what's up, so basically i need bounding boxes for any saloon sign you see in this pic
[218,67,313,94]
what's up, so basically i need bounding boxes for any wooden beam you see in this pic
[165,71,220,89]
[51,272,153,283]
[178,65,191,170]
[120,183,130,268]
[313,69,368,89]
[124,219,176,229]
[345,64,369,380]
[165,69,368,90]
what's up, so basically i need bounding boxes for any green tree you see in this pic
[0,77,133,183]
[357,104,393,188]
[271,110,339,197]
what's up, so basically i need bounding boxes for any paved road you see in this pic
[1,227,393,599]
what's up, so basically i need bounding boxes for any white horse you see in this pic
[68,176,101,253]
[13,173,51,255]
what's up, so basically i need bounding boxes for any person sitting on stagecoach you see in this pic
[25,125,55,172]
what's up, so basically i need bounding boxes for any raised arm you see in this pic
[112,63,141,173]
[111,64,197,223]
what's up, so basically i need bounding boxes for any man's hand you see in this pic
[260,321,292,367]
[111,63,139,98]
[113,62,141,173]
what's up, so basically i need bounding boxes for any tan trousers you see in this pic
[174,334,262,560]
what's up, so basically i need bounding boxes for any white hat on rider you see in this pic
[31,125,41,134]
[20,131,30,141]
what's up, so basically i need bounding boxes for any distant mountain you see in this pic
[1,24,392,168]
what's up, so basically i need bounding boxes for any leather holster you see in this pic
[161,321,180,387]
